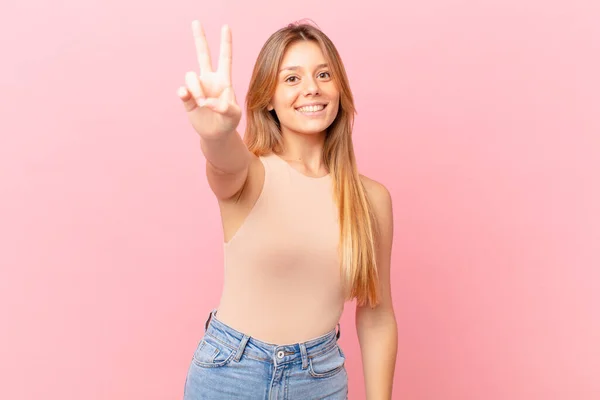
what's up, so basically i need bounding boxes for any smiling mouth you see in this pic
[295,104,327,113]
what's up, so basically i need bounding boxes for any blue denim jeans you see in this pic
[183,309,348,399]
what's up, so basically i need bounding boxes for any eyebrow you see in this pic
[278,63,329,73]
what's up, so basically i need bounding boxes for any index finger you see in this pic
[217,24,232,85]
[192,20,213,73]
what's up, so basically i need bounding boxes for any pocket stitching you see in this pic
[307,346,346,378]
[192,339,236,368]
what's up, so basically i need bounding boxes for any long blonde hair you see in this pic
[244,22,381,308]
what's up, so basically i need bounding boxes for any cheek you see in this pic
[327,93,341,112]
[273,87,299,110]
[284,92,300,109]
[325,86,340,102]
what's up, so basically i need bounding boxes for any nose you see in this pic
[303,76,320,96]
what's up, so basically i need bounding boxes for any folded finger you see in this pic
[177,86,198,112]
[210,87,237,115]
[184,71,206,105]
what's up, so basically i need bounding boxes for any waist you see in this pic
[203,308,342,363]
[215,296,344,345]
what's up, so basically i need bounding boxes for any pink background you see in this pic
[1,0,599,399]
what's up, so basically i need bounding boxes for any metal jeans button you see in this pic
[277,350,284,358]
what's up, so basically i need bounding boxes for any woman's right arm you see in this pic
[177,21,253,201]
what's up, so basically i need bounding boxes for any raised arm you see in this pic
[177,21,253,200]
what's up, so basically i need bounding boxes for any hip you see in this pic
[183,308,348,400]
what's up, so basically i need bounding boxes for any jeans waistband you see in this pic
[203,308,341,367]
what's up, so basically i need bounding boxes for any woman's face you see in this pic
[269,40,340,137]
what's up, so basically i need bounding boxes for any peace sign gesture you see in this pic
[178,21,241,139]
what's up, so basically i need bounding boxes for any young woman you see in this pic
[177,20,397,399]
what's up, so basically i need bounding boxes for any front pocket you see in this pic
[308,345,346,378]
[192,335,236,368]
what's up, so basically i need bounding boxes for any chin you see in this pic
[286,119,335,135]
[291,124,332,136]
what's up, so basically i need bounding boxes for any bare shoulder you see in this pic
[359,174,393,215]
[359,174,394,243]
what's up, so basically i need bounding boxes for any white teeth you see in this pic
[297,104,325,113]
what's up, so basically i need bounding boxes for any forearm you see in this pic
[357,314,398,400]
[200,129,250,175]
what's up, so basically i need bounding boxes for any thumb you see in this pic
[199,87,237,114]
[216,86,240,116]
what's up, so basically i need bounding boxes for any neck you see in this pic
[278,130,328,173]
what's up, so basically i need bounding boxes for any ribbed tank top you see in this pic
[214,153,346,345]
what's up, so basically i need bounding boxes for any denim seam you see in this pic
[204,332,339,362]
[307,342,339,359]
[204,332,238,351]
[308,360,345,379]
[203,332,276,363]
[239,353,265,362]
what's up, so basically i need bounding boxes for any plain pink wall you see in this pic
[1,0,598,399]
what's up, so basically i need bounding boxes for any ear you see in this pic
[267,103,274,111]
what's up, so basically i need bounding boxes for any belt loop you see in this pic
[204,309,215,332]
[233,334,250,362]
[336,322,341,340]
[299,343,308,369]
